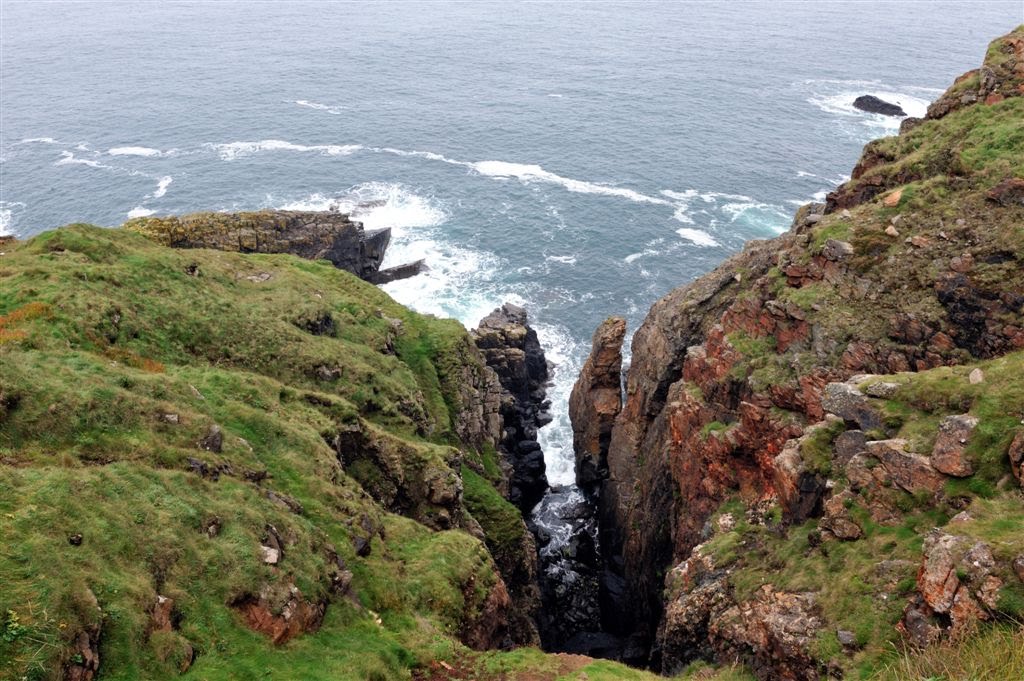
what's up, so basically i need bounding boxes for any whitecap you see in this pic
[545,254,577,265]
[151,176,173,198]
[109,146,163,157]
[471,160,671,206]
[127,207,156,218]
[547,93,564,98]
[293,99,345,115]
[54,151,108,168]
[676,227,720,247]
[624,252,644,264]
[19,137,58,144]
[208,139,363,161]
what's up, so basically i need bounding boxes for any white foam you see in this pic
[109,146,163,157]
[374,147,468,166]
[545,254,577,265]
[208,139,363,161]
[534,321,586,486]
[293,99,345,115]
[472,160,671,206]
[151,176,173,198]
[547,93,564,98]
[0,201,26,236]
[805,80,935,135]
[676,227,720,247]
[19,137,58,144]
[624,252,644,264]
[127,207,156,218]
[54,151,108,168]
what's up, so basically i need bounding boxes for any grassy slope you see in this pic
[0,225,656,681]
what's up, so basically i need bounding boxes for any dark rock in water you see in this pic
[472,303,551,513]
[363,259,427,284]
[853,94,907,117]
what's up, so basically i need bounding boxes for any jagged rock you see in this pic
[62,589,102,681]
[930,414,978,477]
[198,424,223,453]
[709,586,823,681]
[233,584,327,644]
[853,95,907,117]
[986,177,1024,206]
[124,210,415,282]
[660,547,733,672]
[822,382,883,431]
[472,304,551,512]
[821,239,854,262]
[833,430,867,468]
[570,317,626,492]
[865,439,944,494]
[820,490,862,540]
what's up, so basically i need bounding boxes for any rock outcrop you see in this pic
[472,304,552,513]
[570,317,626,494]
[124,210,424,283]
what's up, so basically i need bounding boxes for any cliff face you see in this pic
[124,210,424,283]
[575,26,1024,677]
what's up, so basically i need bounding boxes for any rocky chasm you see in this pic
[0,25,1022,681]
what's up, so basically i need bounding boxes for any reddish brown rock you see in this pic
[820,490,863,540]
[569,317,626,491]
[709,586,823,681]
[930,414,978,477]
[1009,430,1024,486]
[460,576,512,650]
[986,177,1024,206]
[234,584,327,645]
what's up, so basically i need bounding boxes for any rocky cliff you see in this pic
[572,26,1024,678]
[124,209,425,284]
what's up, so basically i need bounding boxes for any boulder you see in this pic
[865,439,944,494]
[233,584,327,645]
[986,177,1024,206]
[930,414,978,477]
[1008,430,1024,486]
[853,95,907,117]
[820,490,863,540]
[822,382,883,431]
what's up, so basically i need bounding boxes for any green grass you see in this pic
[0,224,570,680]
[868,622,1024,681]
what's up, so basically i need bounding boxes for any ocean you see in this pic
[1,0,1020,488]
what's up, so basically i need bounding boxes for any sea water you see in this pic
[2,1,1019,490]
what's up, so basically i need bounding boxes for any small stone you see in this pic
[68,533,83,546]
[950,253,975,273]
[837,629,857,647]
[160,412,180,424]
[841,209,852,219]
[260,545,280,565]
[805,213,823,225]
[189,384,205,400]
[1012,555,1024,583]
[203,516,221,537]
[910,236,930,248]
[968,368,984,385]
[885,225,900,237]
